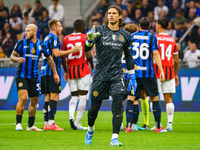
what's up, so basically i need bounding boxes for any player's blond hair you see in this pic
[124,23,138,33]
[48,19,60,29]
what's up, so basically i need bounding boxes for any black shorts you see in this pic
[135,77,158,99]
[90,79,125,100]
[16,77,40,97]
[41,76,61,94]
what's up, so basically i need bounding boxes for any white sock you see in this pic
[69,96,79,120]
[166,103,174,125]
[111,133,118,140]
[45,121,48,126]
[49,120,54,125]
[75,95,87,126]
[88,126,94,132]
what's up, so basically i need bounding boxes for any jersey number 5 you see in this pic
[67,42,82,60]
[132,42,149,60]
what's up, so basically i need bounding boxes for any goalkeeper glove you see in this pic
[86,25,100,47]
[127,70,137,95]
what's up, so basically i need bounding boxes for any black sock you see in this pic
[126,100,133,127]
[153,101,161,128]
[88,103,101,127]
[28,116,35,127]
[43,102,49,122]
[16,115,22,124]
[132,104,139,124]
[48,100,57,120]
[112,101,123,134]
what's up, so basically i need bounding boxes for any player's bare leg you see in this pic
[26,97,43,131]
[16,90,27,131]
[164,93,174,131]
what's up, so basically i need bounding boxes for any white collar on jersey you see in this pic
[158,32,168,35]
[72,32,82,35]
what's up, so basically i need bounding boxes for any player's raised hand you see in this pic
[160,71,165,82]
[72,46,82,53]
[87,25,100,42]
[54,73,60,84]
[18,57,25,63]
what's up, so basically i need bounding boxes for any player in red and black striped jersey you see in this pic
[62,19,94,130]
[154,19,179,131]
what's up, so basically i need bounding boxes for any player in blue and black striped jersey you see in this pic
[127,17,167,132]
[10,24,59,131]
[40,19,81,131]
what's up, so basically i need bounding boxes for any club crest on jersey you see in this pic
[18,82,23,87]
[59,86,61,91]
[31,48,36,54]
[93,91,99,97]
[112,35,116,40]
[119,35,124,42]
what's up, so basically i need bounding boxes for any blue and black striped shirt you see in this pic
[41,33,61,77]
[14,39,50,78]
[131,31,158,78]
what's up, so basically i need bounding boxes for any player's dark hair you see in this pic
[139,17,150,30]
[124,23,137,33]
[48,19,60,29]
[157,19,168,29]
[73,19,86,33]
[107,5,125,27]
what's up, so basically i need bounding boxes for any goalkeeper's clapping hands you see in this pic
[127,70,137,95]
[86,25,100,47]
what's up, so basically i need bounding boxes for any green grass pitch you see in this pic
[0,110,200,150]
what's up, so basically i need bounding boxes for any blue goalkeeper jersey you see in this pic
[14,39,50,78]
[41,33,61,77]
[131,31,158,78]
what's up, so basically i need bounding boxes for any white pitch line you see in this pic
[0,121,200,126]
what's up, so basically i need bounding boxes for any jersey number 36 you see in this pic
[132,42,149,60]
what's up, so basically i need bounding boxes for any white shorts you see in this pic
[68,74,91,92]
[157,78,175,94]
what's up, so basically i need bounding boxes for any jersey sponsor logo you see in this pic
[93,91,99,97]
[31,48,36,54]
[119,35,124,42]
[103,36,108,39]
[69,36,81,41]
[134,64,147,70]
[133,35,149,40]
[103,42,122,47]
[24,46,29,48]
[112,34,116,40]
[18,82,23,87]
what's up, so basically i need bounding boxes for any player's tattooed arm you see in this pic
[46,55,60,84]
[173,54,179,86]
[10,50,25,63]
